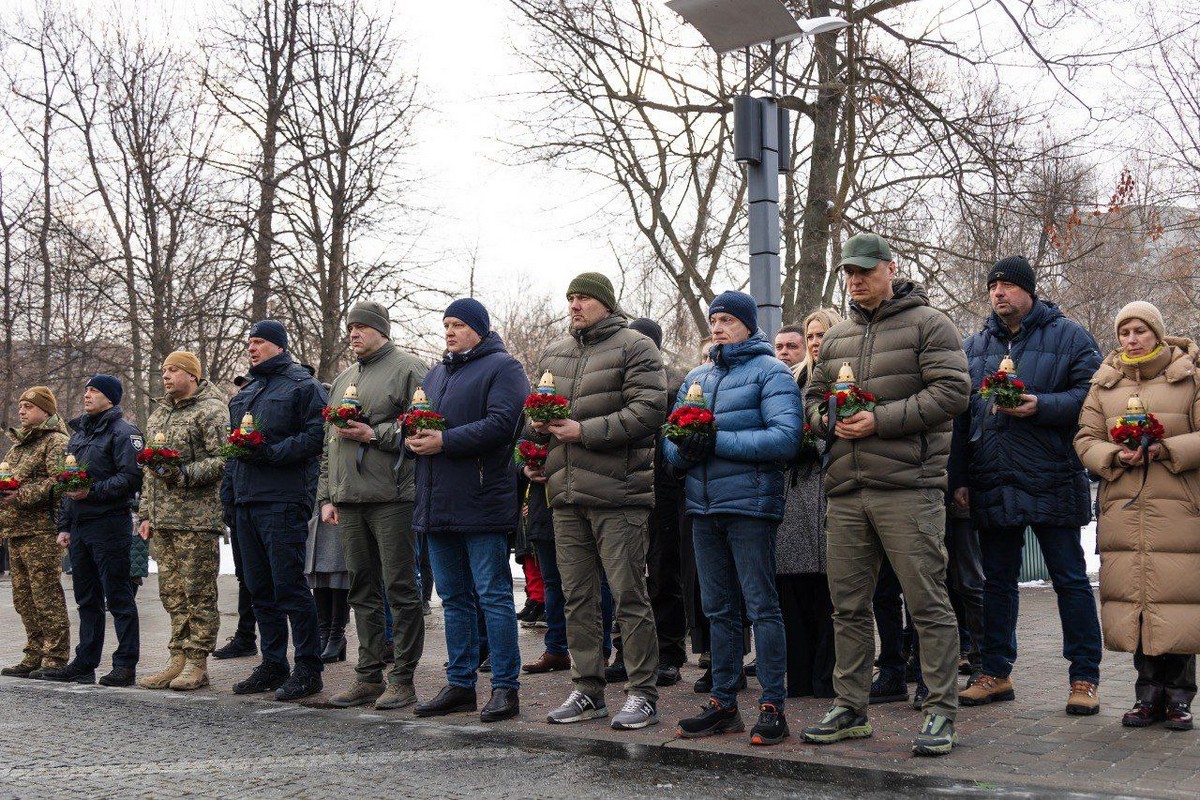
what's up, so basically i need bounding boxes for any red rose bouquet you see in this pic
[1109,397,1165,450]
[137,434,182,470]
[823,363,877,420]
[663,383,717,440]
[56,455,93,492]
[513,439,549,471]
[980,356,1025,410]
[401,387,446,432]
[801,423,817,450]
[220,414,265,459]
[0,461,20,492]
[524,371,571,423]
[322,384,368,429]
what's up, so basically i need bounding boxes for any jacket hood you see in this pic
[572,312,630,347]
[7,413,68,445]
[442,332,508,369]
[152,379,226,412]
[848,280,928,325]
[249,351,294,377]
[983,299,1063,340]
[712,333,774,367]
[1093,336,1199,388]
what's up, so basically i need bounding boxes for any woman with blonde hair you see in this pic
[1075,301,1199,731]
[774,307,843,697]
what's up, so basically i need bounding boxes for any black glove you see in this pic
[677,432,715,463]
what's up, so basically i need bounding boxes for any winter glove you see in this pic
[151,464,182,486]
[677,432,715,463]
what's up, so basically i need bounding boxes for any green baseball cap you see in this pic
[838,233,892,270]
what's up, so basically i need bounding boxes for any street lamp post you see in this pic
[666,0,849,338]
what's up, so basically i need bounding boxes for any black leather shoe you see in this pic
[604,654,627,683]
[480,688,519,722]
[212,636,258,660]
[275,666,323,702]
[36,662,96,684]
[320,633,347,664]
[693,667,747,694]
[656,664,682,687]
[99,666,136,687]
[233,662,290,695]
[414,684,477,717]
[869,669,908,704]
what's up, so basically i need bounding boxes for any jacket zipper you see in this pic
[702,362,727,512]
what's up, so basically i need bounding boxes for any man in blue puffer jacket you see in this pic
[951,257,1104,716]
[665,291,801,746]
[407,298,530,724]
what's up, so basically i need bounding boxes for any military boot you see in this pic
[137,654,186,690]
[169,656,210,691]
[1,656,41,677]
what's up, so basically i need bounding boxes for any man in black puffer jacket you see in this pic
[952,257,1103,716]
[222,320,329,702]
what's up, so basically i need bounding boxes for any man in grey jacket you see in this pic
[525,272,668,732]
[318,301,429,711]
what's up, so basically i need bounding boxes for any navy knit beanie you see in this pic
[85,374,123,406]
[629,317,663,350]
[987,256,1037,298]
[708,291,758,335]
[248,319,289,350]
[444,298,491,338]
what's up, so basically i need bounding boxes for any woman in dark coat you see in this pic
[774,308,841,697]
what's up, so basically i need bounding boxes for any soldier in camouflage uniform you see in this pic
[136,351,228,691]
[0,387,70,678]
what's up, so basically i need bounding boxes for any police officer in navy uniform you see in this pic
[222,320,329,701]
[40,374,144,686]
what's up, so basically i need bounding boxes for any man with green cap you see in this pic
[800,233,970,756]
[319,300,429,711]
[523,272,668,732]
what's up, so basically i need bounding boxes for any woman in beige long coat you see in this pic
[1075,301,1199,731]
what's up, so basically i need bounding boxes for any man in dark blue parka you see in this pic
[42,375,143,686]
[952,257,1104,715]
[408,298,529,723]
[222,320,329,702]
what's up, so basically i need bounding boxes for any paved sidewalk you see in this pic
[1,573,1195,798]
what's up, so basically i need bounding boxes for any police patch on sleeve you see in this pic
[131,434,144,451]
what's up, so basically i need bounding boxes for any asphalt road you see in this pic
[0,676,1134,800]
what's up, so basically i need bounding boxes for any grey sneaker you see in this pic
[611,695,659,730]
[375,682,417,711]
[912,713,957,756]
[546,690,607,724]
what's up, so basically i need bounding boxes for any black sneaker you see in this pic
[912,676,930,710]
[677,699,745,739]
[233,662,290,695]
[212,635,257,660]
[477,656,492,674]
[99,666,136,687]
[35,661,95,684]
[869,669,908,704]
[519,601,545,629]
[750,703,789,746]
[656,664,681,687]
[744,659,758,677]
[275,666,323,702]
[604,654,628,683]
[800,706,873,744]
[515,598,537,622]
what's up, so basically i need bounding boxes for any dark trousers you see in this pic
[647,515,687,668]
[1135,646,1197,706]
[980,524,1102,683]
[416,529,434,604]
[945,516,985,669]
[532,539,568,656]
[235,503,322,672]
[69,515,140,670]
[229,519,258,641]
[873,559,907,676]
[339,501,423,685]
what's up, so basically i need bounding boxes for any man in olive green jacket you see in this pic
[800,234,970,757]
[525,272,667,732]
[318,300,428,711]
[136,352,228,692]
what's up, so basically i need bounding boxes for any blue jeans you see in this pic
[980,525,1101,683]
[532,539,568,656]
[693,515,787,708]
[428,531,520,690]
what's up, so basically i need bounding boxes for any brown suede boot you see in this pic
[522,651,571,674]
[1067,680,1099,716]
[169,656,210,691]
[959,674,1015,706]
[137,654,186,690]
